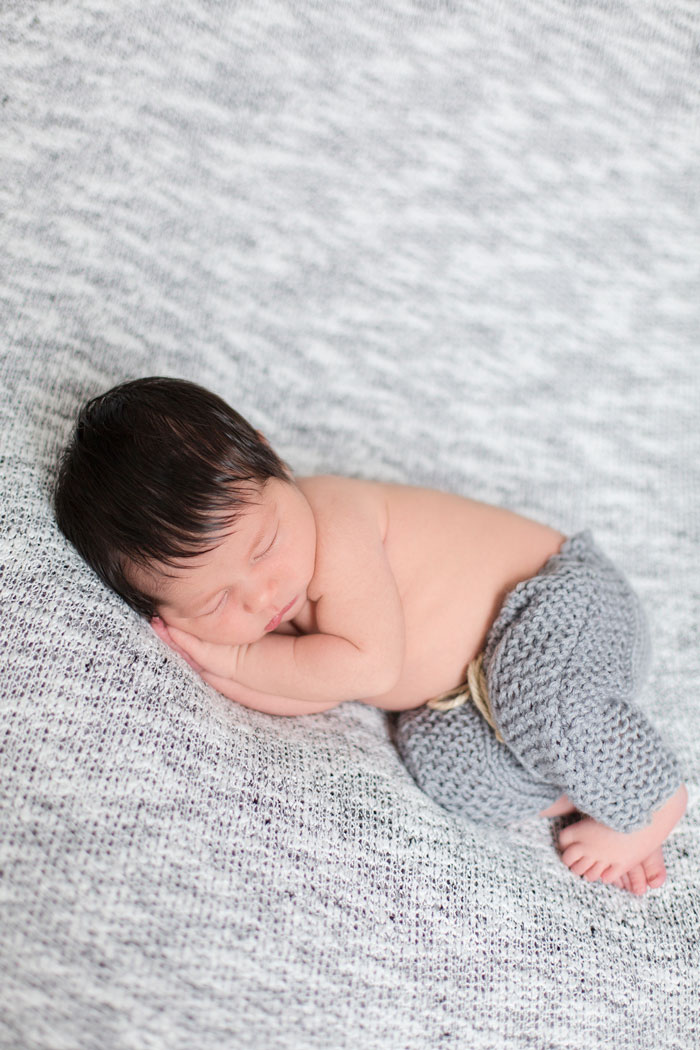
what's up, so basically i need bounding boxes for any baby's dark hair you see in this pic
[53,376,291,618]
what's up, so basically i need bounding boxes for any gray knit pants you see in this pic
[391,531,682,832]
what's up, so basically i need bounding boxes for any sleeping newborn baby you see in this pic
[53,376,687,896]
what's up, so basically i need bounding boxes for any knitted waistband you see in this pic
[425,653,505,743]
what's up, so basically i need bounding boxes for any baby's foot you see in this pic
[609,847,667,895]
[558,784,687,888]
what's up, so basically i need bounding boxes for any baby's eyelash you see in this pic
[207,591,228,615]
[254,528,278,561]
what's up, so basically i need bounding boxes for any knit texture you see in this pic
[391,695,563,826]
[484,530,683,831]
[484,533,680,827]
[2,2,699,1049]
[393,531,682,831]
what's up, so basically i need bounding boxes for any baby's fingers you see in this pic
[150,618,204,672]
[166,624,238,677]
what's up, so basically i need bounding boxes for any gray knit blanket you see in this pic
[1,3,699,1048]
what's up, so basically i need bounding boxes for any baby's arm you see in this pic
[151,617,340,715]
[198,672,341,716]
[163,492,405,705]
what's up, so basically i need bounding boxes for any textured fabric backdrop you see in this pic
[1,2,699,1048]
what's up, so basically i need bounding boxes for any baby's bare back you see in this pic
[298,477,565,711]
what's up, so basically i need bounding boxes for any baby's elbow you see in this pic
[365,663,401,697]
[363,638,404,696]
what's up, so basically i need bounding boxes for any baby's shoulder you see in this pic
[296,474,389,543]
[296,473,385,512]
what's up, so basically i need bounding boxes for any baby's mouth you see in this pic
[264,596,297,633]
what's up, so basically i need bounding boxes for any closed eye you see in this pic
[202,591,228,617]
[253,527,278,561]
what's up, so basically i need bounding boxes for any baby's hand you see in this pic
[150,618,243,679]
[150,616,341,715]
[150,617,207,674]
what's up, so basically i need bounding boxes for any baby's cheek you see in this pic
[158,613,201,638]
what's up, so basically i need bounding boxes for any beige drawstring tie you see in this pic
[425,652,505,744]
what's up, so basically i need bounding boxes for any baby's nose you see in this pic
[244,580,276,614]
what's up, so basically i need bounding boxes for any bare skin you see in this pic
[145,474,687,894]
[538,789,687,894]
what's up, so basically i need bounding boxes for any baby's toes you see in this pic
[613,872,631,892]
[560,841,587,873]
[642,847,666,889]
[557,824,580,851]
[627,864,648,896]
[566,855,609,882]
[582,860,608,883]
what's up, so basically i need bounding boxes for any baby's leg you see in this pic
[391,700,562,827]
[539,794,577,818]
[484,531,685,888]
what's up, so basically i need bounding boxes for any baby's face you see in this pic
[153,478,316,645]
